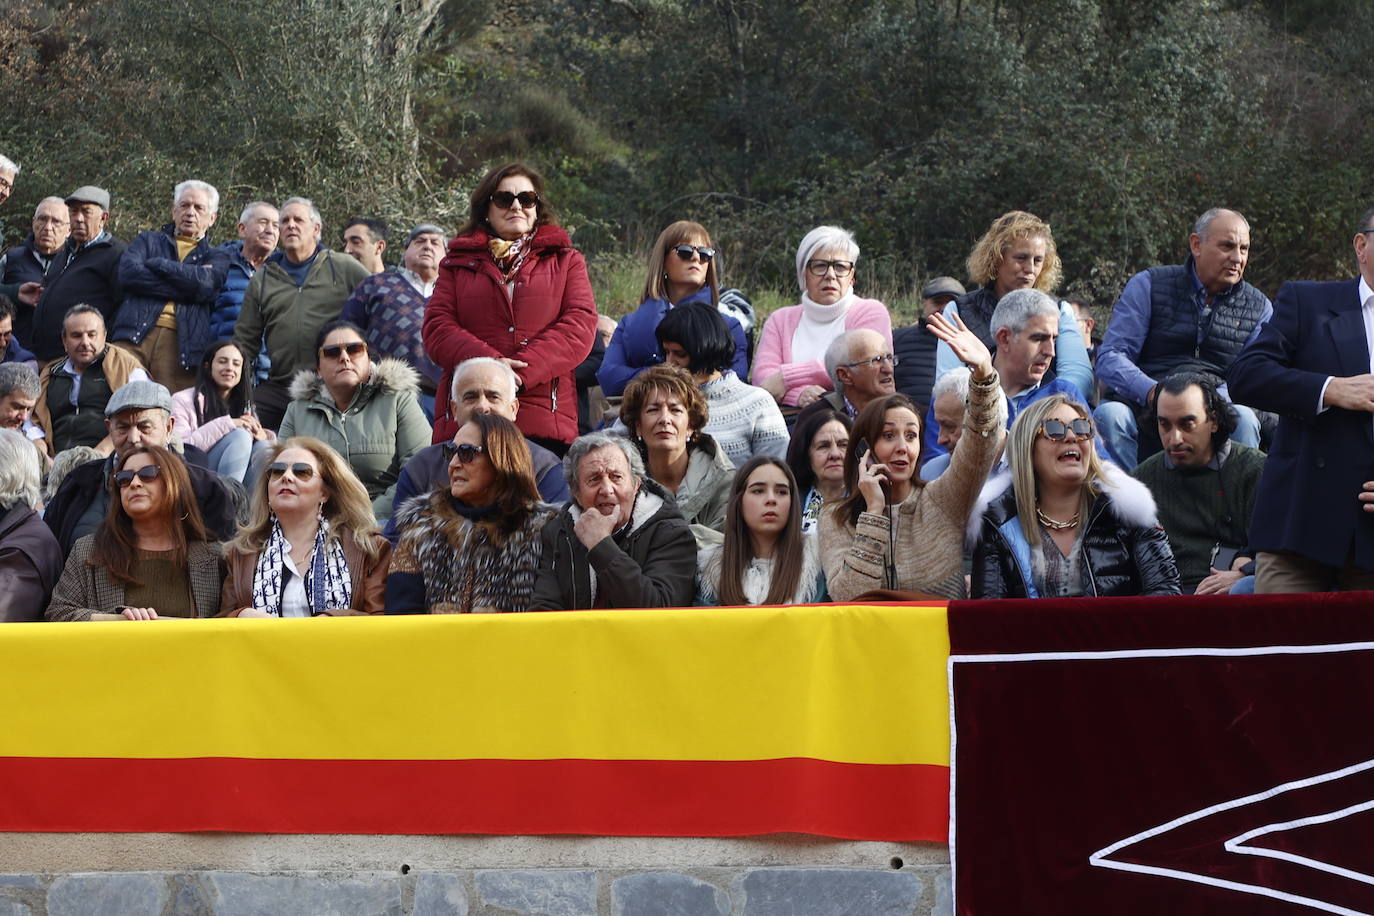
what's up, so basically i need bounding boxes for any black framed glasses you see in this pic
[670,244,715,263]
[1038,417,1094,441]
[806,259,855,278]
[490,190,540,210]
[842,353,898,370]
[321,342,367,360]
[267,461,318,481]
[114,465,161,488]
[442,442,486,464]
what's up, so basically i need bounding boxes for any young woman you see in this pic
[171,339,273,481]
[786,408,852,534]
[597,220,748,397]
[696,456,825,606]
[47,445,224,621]
[969,395,1181,598]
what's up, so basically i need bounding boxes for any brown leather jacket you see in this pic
[218,531,391,616]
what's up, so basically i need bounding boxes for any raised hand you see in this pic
[927,312,994,379]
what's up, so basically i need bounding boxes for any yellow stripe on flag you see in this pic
[0,603,949,765]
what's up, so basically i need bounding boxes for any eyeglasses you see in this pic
[670,245,715,263]
[267,461,318,481]
[490,190,540,210]
[321,342,367,360]
[114,465,161,488]
[442,442,486,464]
[806,259,855,278]
[842,353,898,370]
[1038,417,1094,441]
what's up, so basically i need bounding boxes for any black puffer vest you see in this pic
[1137,257,1268,382]
[46,360,115,453]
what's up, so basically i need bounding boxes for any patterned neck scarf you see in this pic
[251,514,353,615]
[488,231,535,283]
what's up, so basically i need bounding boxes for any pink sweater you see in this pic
[751,298,893,405]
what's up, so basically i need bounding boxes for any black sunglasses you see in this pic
[321,342,367,360]
[114,465,161,488]
[442,442,486,464]
[267,461,318,481]
[490,190,540,210]
[670,244,715,263]
[1039,417,1094,441]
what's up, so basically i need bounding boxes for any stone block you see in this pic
[0,896,29,916]
[473,870,595,916]
[47,873,168,916]
[931,868,952,916]
[0,878,41,891]
[611,873,728,916]
[203,873,402,915]
[413,873,469,915]
[740,868,922,916]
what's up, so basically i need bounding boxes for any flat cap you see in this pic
[105,380,172,417]
[65,186,111,210]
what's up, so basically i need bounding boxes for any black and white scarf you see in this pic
[251,515,352,616]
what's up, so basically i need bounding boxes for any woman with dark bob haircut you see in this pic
[386,413,557,614]
[653,303,787,468]
[696,456,826,606]
[48,445,223,621]
[786,407,852,533]
[423,162,598,453]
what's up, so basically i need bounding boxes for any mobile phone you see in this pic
[1211,545,1243,571]
[854,437,870,461]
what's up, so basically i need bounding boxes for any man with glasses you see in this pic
[0,197,70,344]
[0,154,17,208]
[796,329,897,427]
[1230,205,1374,593]
[234,196,369,431]
[41,379,242,558]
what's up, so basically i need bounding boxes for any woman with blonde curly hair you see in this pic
[620,364,735,546]
[220,436,391,617]
[934,210,1091,400]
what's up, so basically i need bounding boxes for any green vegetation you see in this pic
[3,0,1371,320]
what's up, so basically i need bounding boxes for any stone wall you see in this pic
[0,835,952,915]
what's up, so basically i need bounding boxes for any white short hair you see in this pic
[932,366,970,406]
[0,154,19,175]
[174,180,220,214]
[795,225,859,292]
[990,289,1059,337]
[0,428,39,511]
[451,356,520,402]
[238,200,277,225]
[281,196,323,229]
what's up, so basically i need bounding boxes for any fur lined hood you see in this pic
[289,357,421,405]
[966,460,1160,548]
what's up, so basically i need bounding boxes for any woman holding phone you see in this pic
[819,313,1005,600]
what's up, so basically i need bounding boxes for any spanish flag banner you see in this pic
[0,603,950,839]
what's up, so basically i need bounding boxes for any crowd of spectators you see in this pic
[1,147,1372,620]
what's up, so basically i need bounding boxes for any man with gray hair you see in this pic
[341,223,447,418]
[0,197,70,342]
[29,186,127,361]
[529,431,696,610]
[0,154,17,208]
[112,180,229,391]
[235,196,369,430]
[382,356,570,543]
[1095,207,1270,468]
[0,426,63,623]
[989,289,1089,421]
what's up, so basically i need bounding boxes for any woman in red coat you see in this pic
[423,162,598,453]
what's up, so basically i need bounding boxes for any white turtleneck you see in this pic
[790,292,856,365]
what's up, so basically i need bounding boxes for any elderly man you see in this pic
[342,218,388,274]
[530,432,696,610]
[211,201,279,382]
[234,197,369,430]
[0,362,46,468]
[1131,372,1264,594]
[341,223,445,415]
[894,276,965,411]
[29,187,127,362]
[794,329,897,431]
[42,380,242,557]
[1096,208,1271,469]
[0,197,70,343]
[988,289,1087,422]
[382,357,569,543]
[33,305,147,456]
[1230,205,1374,592]
[0,154,16,207]
[112,180,230,391]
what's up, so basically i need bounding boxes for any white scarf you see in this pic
[791,291,856,365]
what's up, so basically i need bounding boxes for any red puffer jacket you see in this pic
[424,224,597,445]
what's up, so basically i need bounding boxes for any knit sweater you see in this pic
[699,371,789,468]
[339,269,441,386]
[819,369,1004,600]
[1130,442,1265,589]
[752,298,892,405]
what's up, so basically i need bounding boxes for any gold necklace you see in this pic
[1036,504,1080,530]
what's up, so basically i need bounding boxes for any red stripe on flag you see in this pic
[0,757,948,841]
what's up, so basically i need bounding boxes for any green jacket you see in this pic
[235,248,370,386]
[279,358,433,520]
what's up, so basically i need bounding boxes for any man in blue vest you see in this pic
[1094,208,1271,469]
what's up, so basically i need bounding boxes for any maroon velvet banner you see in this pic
[949,592,1374,915]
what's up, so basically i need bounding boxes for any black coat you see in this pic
[32,233,128,361]
[969,467,1181,598]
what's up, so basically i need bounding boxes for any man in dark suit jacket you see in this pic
[1228,205,1374,592]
